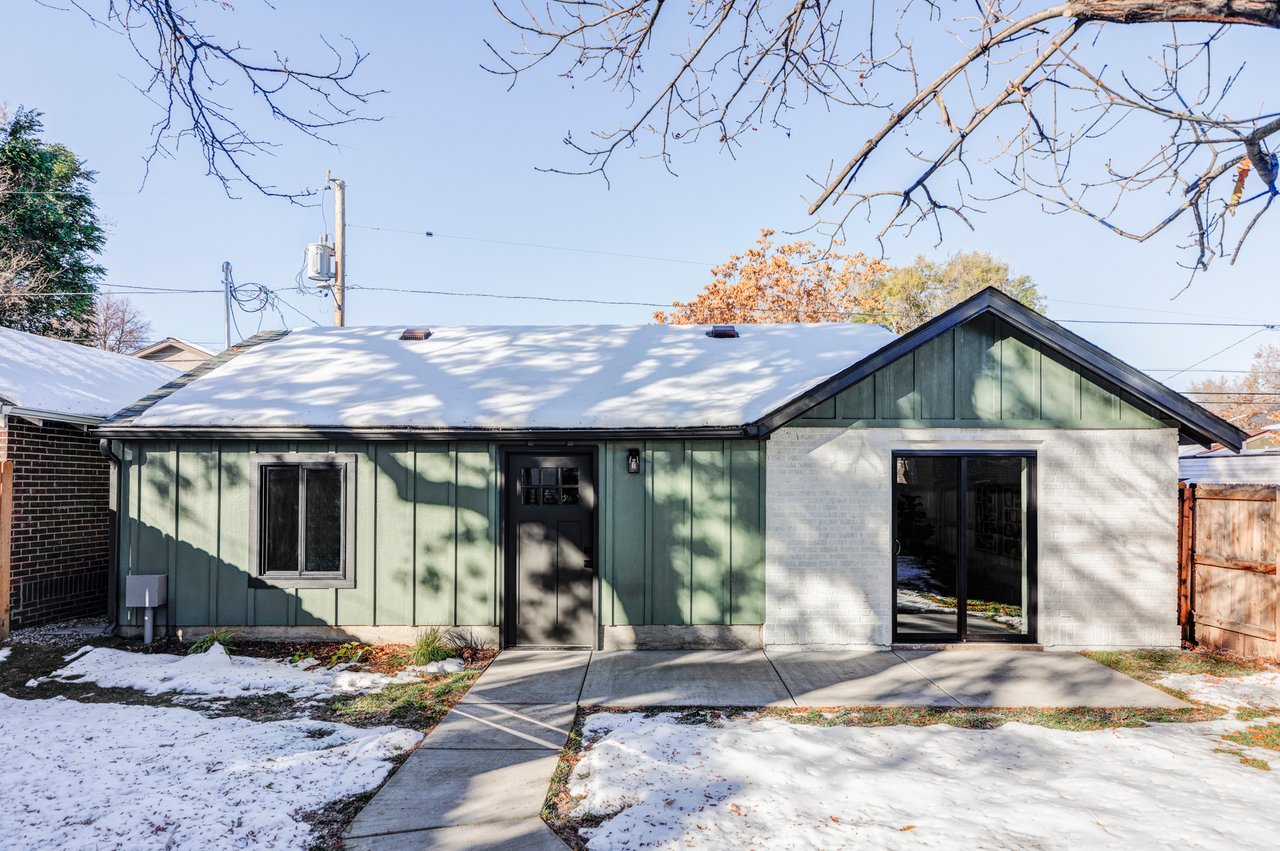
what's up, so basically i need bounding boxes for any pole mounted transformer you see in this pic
[307,173,347,326]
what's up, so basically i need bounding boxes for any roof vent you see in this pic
[706,325,739,339]
[400,327,432,341]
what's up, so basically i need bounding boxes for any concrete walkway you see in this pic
[344,651,589,850]
[583,649,1188,709]
[345,649,1183,847]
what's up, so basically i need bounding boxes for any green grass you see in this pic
[321,672,478,730]
[407,627,457,666]
[761,704,1224,731]
[1083,649,1267,701]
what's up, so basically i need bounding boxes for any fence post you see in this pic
[1274,488,1279,662]
[1178,482,1195,645]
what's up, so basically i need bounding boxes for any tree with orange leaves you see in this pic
[655,230,1041,332]
[653,230,887,325]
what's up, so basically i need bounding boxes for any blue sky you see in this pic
[3,2,1277,392]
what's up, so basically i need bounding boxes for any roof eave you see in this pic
[91,424,752,442]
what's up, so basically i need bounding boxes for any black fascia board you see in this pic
[748,287,1247,452]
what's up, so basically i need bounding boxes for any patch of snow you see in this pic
[125,323,898,430]
[406,657,465,675]
[569,712,1280,849]
[36,644,448,701]
[0,647,10,665]
[1156,670,1280,711]
[0,693,418,850]
[0,326,177,419]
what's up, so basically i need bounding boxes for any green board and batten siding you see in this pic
[115,439,767,630]
[794,315,1173,429]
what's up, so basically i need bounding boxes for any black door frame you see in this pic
[890,450,1038,644]
[499,445,600,650]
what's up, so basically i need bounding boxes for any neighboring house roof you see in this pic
[0,326,180,423]
[103,323,899,434]
[1180,450,1280,484]
[132,336,217,360]
[95,288,1247,451]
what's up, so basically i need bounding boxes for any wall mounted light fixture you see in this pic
[626,448,641,474]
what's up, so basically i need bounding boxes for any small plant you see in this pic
[291,651,315,665]
[408,627,457,666]
[326,642,368,668]
[188,628,236,655]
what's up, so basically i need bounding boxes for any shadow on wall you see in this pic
[765,372,1178,648]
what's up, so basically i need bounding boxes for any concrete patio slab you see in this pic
[894,650,1189,708]
[768,650,961,707]
[463,650,590,705]
[345,817,566,851]
[422,702,577,751]
[580,650,794,707]
[345,748,562,838]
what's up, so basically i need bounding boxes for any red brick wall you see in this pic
[1,419,109,628]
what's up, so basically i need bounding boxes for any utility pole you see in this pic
[329,173,347,326]
[222,261,233,349]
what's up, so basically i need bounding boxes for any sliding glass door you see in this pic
[893,453,1035,643]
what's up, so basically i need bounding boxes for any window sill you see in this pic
[249,575,355,590]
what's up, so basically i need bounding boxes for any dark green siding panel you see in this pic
[215,444,250,626]
[915,331,955,420]
[690,443,730,624]
[1040,352,1081,421]
[1000,329,1040,420]
[455,445,496,625]
[800,397,837,421]
[374,443,415,625]
[728,443,765,624]
[790,313,1171,430]
[955,314,1000,420]
[295,587,336,627]
[137,444,176,628]
[648,442,691,625]
[414,445,457,625]
[606,443,646,627]
[838,378,875,421]
[876,354,916,419]
[335,444,376,625]
[174,444,217,625]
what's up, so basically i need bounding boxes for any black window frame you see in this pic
[249,453,357,589]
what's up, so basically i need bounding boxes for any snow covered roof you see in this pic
[0,326,179,422]
[112,323,899,432]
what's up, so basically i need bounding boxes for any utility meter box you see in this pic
[125,574,168,608]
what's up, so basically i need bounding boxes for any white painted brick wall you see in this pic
[764,427,1181,650]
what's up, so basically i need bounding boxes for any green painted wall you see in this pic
[116,438,767,629]
[793,314,1173,429]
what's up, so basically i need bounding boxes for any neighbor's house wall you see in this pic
[1,419,111,628]
[114,438,766,638]
[765,426,1181,649]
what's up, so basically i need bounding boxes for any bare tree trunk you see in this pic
[1066,0,1280,26]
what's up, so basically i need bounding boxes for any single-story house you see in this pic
[95,289,1245,650]
[132,336,216,371]
[0,327,178,637]
[1180,427,1280,484]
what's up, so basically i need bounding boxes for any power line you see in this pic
[1165,327,1276,381]
[347,223,715,267]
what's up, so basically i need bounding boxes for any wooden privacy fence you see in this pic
[1178,483,1280,660]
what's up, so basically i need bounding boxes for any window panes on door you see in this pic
[519,467,580,506]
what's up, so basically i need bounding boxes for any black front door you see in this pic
[505,453,596,648]
[892,452,1036,643]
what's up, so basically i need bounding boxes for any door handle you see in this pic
[893,540,901,556]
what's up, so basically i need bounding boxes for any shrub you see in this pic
[408,627,457,666]
[188,628,236,655]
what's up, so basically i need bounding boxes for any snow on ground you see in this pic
[0,646,10,665]
[1156,669,1280,712]
[32,644,464,701]
[0,693,419,850]
[569,712,1280,850]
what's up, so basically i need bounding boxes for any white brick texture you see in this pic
[764,427,1181,650]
